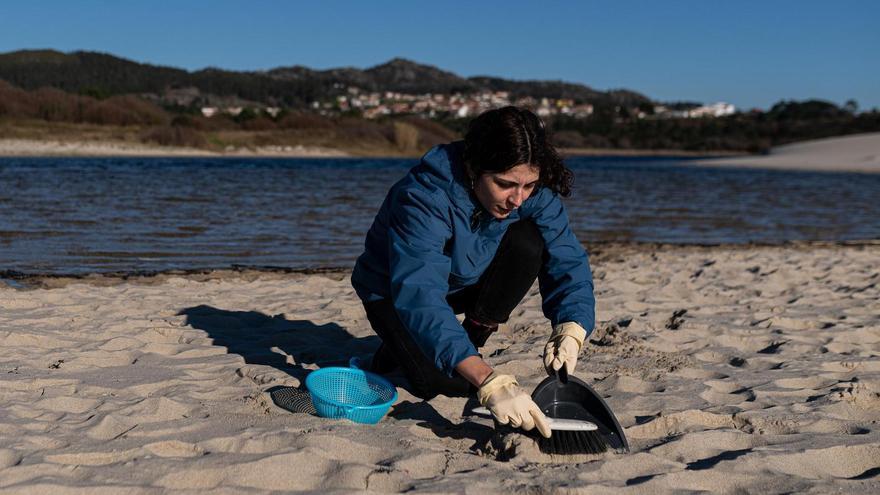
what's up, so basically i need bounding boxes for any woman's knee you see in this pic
[504,220,544,261]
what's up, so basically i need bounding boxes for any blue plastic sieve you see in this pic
[305,361,397,424]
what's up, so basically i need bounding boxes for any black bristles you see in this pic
[537,429,608,455]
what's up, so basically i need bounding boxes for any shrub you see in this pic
[277,111,334,129]
[32,87,85,121]
[82,95,169,126]
[0,79,34,117]
[399,116,459,149]
[141,125,207,148]
[393,121,419,151]
[241,116,276,131]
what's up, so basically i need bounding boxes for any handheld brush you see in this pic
[471,365,611,455]
[534,363,609,455]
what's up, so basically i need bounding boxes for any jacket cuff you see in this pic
[445,347,480,377]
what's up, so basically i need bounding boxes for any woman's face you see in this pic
[473,163,540,219]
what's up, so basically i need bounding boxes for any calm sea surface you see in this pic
[1,156,878,275]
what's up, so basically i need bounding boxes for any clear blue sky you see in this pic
[1,1,877,110]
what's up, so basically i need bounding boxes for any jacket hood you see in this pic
[419,141,481,215]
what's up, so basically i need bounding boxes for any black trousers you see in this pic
[363,220,544,400]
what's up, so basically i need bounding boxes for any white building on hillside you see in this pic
[689,102,736,118]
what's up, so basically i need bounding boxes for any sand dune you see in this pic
[1,244,878,493]
[697,132,880,173]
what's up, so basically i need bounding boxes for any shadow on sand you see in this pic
[178,304,380,383]
[177,304,492,445]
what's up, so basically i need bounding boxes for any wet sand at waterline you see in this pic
[1,243,878,493]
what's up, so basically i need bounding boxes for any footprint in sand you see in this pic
[611,375,665,394]
[45,448,141,466]
[764,444,880,479]
[820,360,880,373]
[117,397,197,423]
[671,367,728,380]
[155,450,369,491]
[698,379,756,405]
[144,441,204,458]
[0,449,23,468]
[97,336,143,351]
[33,396,101,415]
[86,414,139,441]
[772,376,838,390]
[647,429,763,464]
[626,409,740,439]
[198,431,305,454]
[64,350,139,369]
[0,331,72,349]
[392,452,449,479]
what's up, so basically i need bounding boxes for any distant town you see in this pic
[198,87,736,121]
[2,50,872,155]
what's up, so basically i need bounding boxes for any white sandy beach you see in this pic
[1,243,878,493]
[697,132,880,173]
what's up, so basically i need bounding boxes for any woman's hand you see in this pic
[477,372,551,438]
[543,322,587,375]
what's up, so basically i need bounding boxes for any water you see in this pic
[1,156,878,275]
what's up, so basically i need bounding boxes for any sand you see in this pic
[1,243,879,493]
[0,139,348,158]
[697,132,880,173]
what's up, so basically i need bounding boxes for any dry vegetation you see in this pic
[0,80,458,155]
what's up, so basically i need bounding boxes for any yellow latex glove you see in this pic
[477,372,551,438]
[543,322,587,374]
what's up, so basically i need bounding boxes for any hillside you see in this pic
[0,50,651,108]
[1,50,877,157]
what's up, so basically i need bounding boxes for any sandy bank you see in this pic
[0,137,746,160]
[697,132,880,173]
[2,133,877,168]
[0,138,349,158]
[0,243,878,493]
[561,148,744,158]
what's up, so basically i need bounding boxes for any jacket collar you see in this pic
[445,141,479,212]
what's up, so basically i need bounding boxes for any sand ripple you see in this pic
[0,244,878,493]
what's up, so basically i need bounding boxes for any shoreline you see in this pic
[1,133,877,172]
[4,239,878,289]
[0,137,742,159]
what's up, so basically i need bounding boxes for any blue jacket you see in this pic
[351,141,595,376]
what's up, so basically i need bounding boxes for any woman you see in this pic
[351,106,595,438]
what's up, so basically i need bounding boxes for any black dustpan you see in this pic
[532,367,629,453]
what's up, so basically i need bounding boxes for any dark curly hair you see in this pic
[463,106,573,197]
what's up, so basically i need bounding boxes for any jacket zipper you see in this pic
[470,209,483,231]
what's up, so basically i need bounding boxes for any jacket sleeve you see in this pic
[527,189,596,334]
[387,185,479,376]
